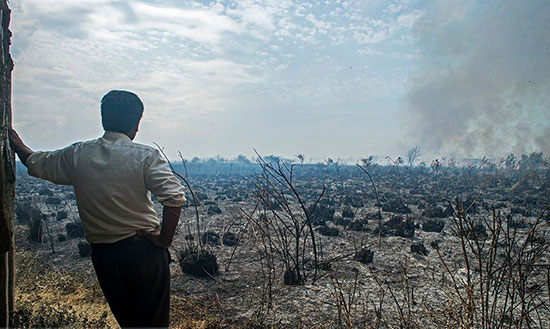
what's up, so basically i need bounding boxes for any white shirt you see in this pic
[26,131,186,243]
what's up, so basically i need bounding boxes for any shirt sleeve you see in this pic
[144,150,186,207]
[26,146,74,185]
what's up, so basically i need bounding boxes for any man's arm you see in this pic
[8,128,73,185]
[141,149,186,248]
[138,206,181,248]
[8,128,33,166]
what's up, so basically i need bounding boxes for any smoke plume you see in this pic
[404,1,550,158]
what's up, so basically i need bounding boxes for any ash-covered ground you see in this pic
[13,156,550,328]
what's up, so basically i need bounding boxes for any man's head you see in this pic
[101,90,144,139]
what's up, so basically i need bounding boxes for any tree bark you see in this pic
[0,0,14,327]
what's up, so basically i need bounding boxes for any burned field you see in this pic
[12,155,550,328]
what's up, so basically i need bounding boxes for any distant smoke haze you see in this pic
[404,1,550,159]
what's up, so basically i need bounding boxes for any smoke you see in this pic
[404,1,550,158]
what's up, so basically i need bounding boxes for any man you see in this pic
[9,90,185,327]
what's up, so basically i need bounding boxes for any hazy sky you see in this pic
[10,0,550,162]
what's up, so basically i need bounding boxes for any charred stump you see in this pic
[179,249,219,278]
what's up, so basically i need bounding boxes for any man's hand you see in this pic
[138,226,162,246]
[137,206,181,248]
[9,128,33,166]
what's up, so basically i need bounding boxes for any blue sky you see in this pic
[9,0,550,162]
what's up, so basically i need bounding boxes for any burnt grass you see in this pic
[12,159,550,327]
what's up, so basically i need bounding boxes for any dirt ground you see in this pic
[12,162,550,328]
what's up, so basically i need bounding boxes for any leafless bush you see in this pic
[248,152,325,285]
[434,200,550,328]
[367,257,423,329]
[155,146,222,278]
[407,146,421,167]
[329,268,360,328]
[356,161,383,250]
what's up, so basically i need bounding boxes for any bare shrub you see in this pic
[369,258,422,329]
[248,152,325,285]
[154,146,224,279]
[329,268,360,328]
[407,146,421,167]
[434,201,550,328]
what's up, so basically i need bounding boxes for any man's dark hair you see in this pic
[101,90,144,133]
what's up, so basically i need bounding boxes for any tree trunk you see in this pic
[0,0,14,327]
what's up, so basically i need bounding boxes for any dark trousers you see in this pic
[91,235,171,328]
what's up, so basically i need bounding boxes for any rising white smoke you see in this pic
[404,1,550,158]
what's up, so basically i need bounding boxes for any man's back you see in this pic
[26,131,185,243]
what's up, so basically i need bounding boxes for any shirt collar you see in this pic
[102,131,132,142]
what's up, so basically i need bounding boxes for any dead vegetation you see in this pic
[11,152,550,328]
